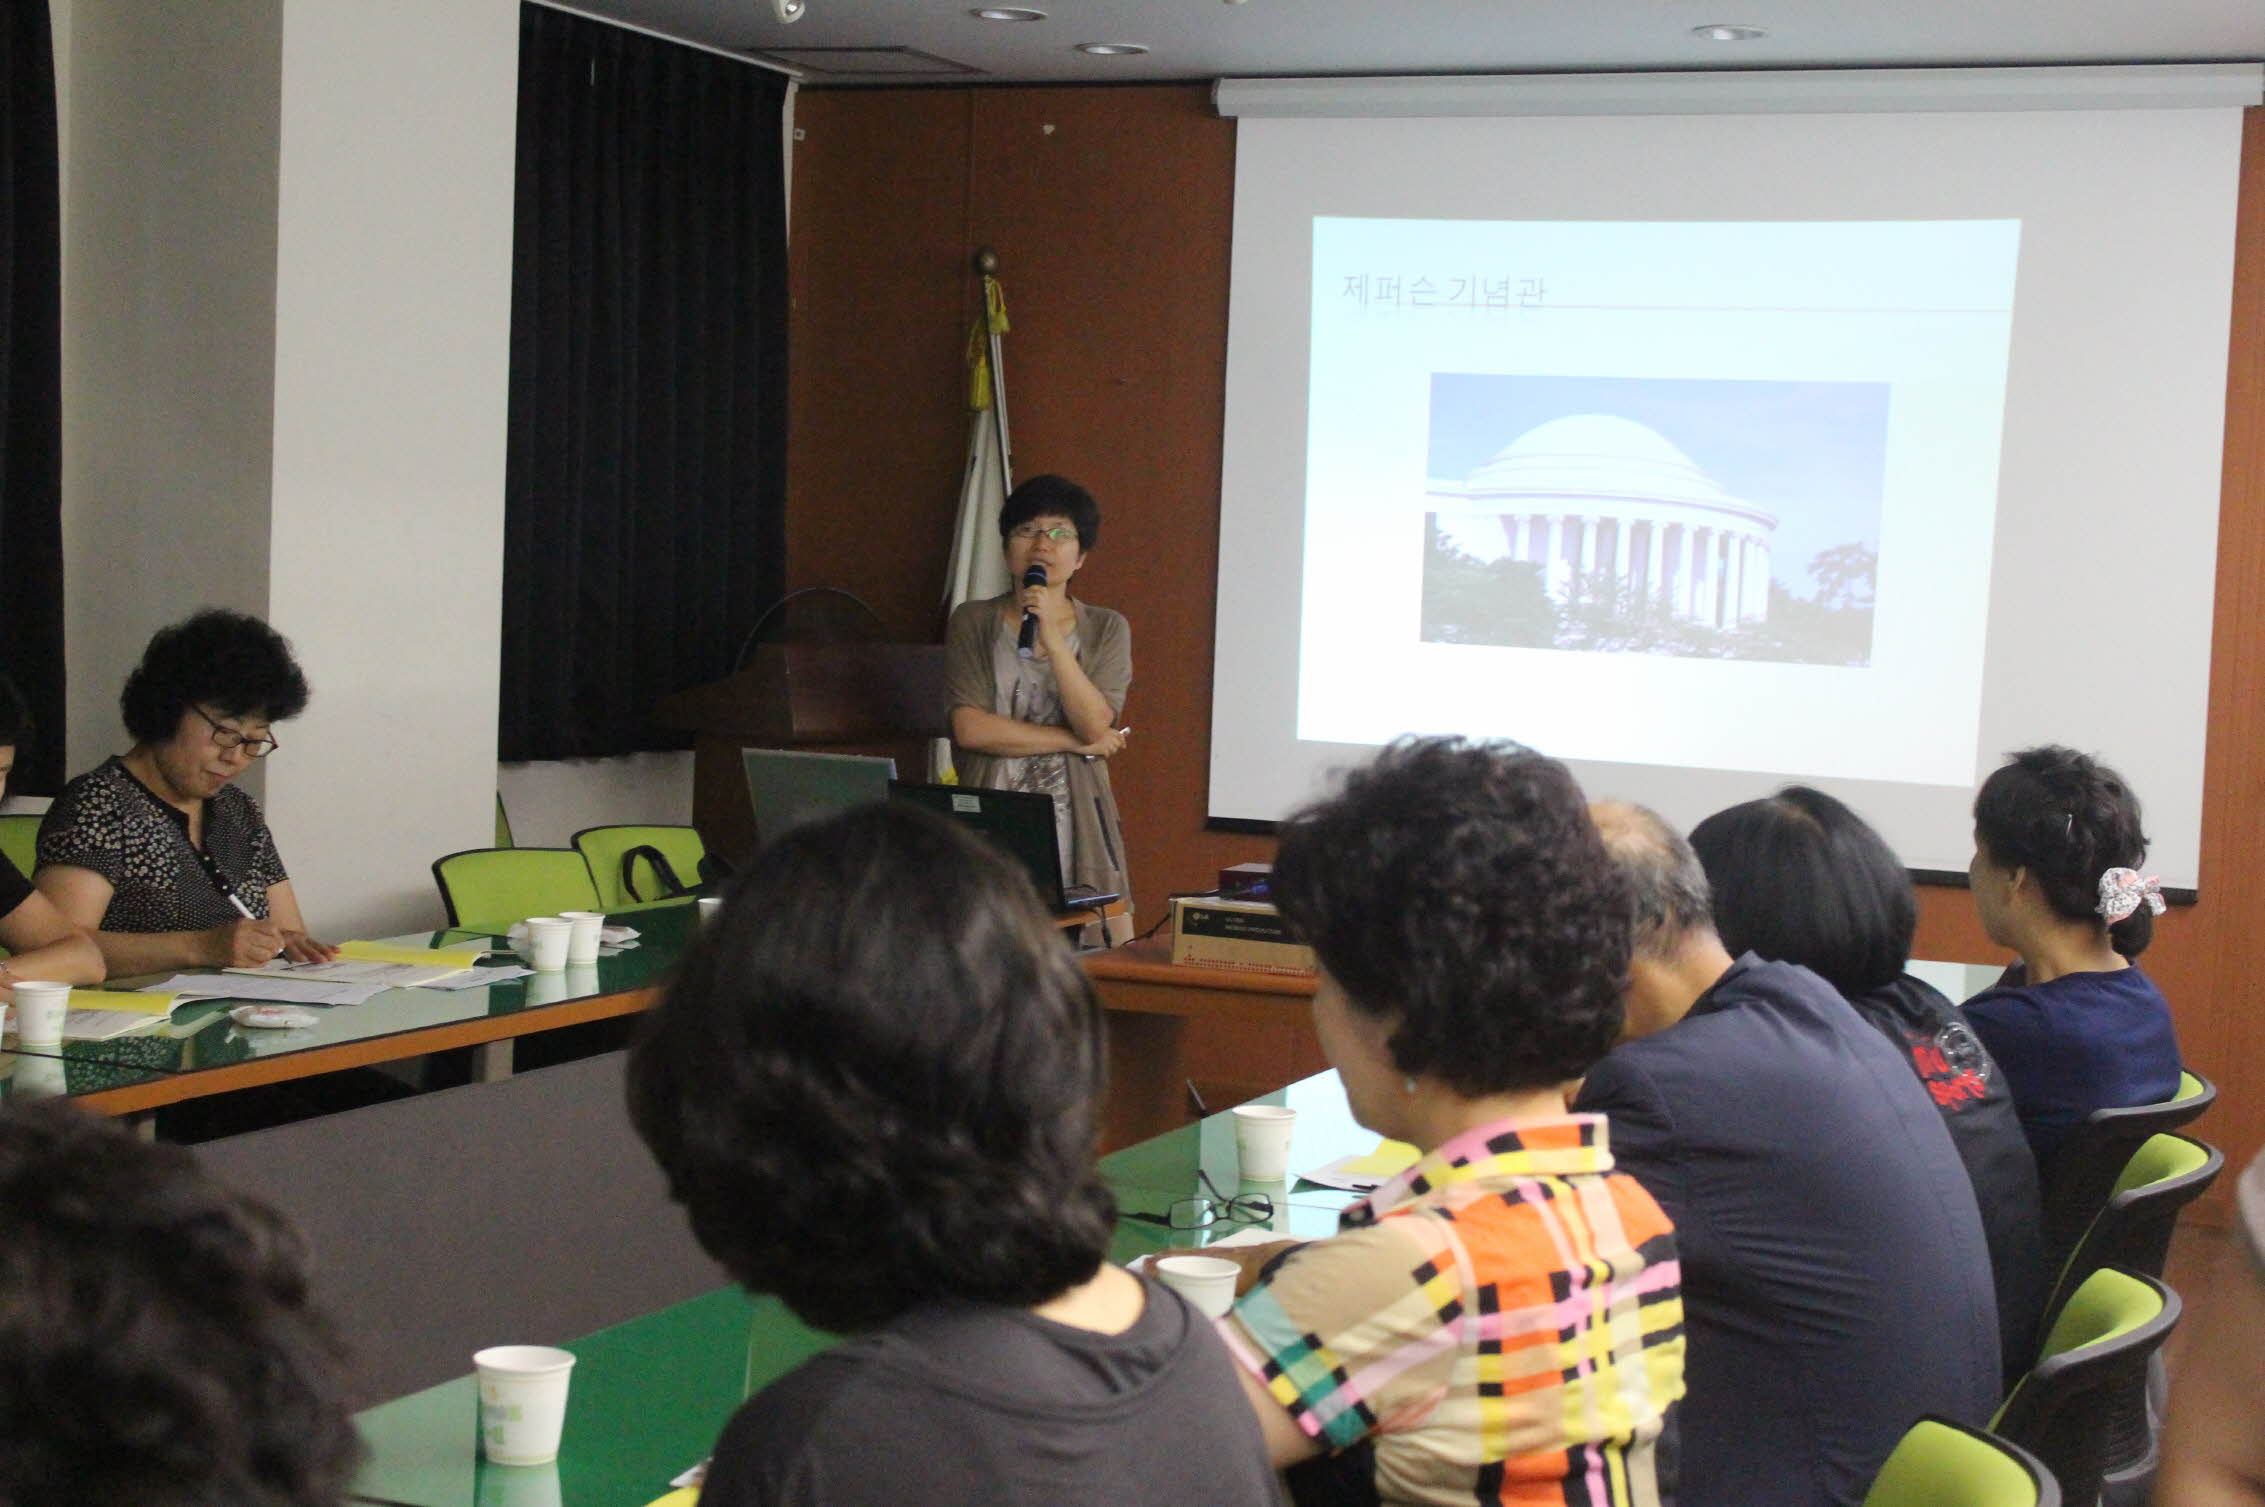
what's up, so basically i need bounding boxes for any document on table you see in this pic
[140,974,390,1007]
[223,940,486,991]
[1298,1137,1423,1193]
[61,989,183,1041]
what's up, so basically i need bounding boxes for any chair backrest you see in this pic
[1864,1416,2060,1507]
[494,792,514,850]
[2043,1131,2223,1324]
[431,847,601,932]
[2037,1070,2215,1272]
[1992,1268,2179,1507]
[0,813,37,878]
[571,825,706,909]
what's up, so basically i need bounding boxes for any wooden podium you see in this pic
[654,643,948,862]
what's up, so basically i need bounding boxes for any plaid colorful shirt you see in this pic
[1220,1115,1685,1507]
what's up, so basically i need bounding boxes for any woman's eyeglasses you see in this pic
[1008,524,1078,544]
[1125,1168,1275,1231]
[192,706,281,758]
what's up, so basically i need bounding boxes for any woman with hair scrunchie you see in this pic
[36,609,337,975]
[1962,745,2181,1163]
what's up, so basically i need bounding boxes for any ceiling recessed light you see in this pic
[1692,23,1765,41]
[972,7,1046,20]
[1075,41,1149,56]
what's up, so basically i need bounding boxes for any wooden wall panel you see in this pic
[789,88,2264,1211]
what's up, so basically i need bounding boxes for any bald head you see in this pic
[1591,801,1718,959]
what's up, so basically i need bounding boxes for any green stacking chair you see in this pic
[2037,1070,2215,1278]
[572,824,706,910]
[1864,1417,2060,1507]
[431,847,601,933]
[1992,1268,2179,1507]
[0,813,37,878]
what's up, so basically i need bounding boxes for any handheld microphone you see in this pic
[1017,562,1047,659]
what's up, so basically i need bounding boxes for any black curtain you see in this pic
[500,5,788,761]
[0,0,62,792]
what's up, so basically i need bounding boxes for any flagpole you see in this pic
[975,246,1013,495]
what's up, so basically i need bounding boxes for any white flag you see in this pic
[935,278,1013,781]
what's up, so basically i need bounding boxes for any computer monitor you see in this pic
[889,781,1077,912]
[741,748,897,849]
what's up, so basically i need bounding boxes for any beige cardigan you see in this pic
[943,592,1131,903]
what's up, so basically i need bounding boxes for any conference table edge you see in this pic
[63,985,663,1116]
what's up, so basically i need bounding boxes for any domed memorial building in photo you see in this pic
[1427,413,1779,629]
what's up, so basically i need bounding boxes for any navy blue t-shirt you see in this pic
[1962,963,2180,1163]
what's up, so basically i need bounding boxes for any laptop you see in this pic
[740,748,898,850]
[889,782,1116,916]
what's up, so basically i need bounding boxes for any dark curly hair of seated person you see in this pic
[0,1100,359,1507]
[1270,736,1633,1097]
[120,608,311,745]
[626,801,1117,1335]
[1975,744,2155,958]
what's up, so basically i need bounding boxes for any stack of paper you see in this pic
[142,974,393,1007]
[1298,1138,1423,1193]
[224,939,487,994]
[60,990,182,1041]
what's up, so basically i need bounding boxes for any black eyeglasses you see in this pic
[191,706,280,758]
[1125,1168,1275,1231]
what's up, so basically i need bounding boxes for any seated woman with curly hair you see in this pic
[625,802,1276,1507]
[36,608,337,973]
[1197,738,1685,1507]
[0,1100,359,1506]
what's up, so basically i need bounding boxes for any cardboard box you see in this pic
[1170,896,1316,975]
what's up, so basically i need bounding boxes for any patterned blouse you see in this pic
[1221,1115,1686,1507]
[36,758,289,933]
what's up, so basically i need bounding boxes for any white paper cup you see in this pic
[1232,1104,1298,1181]
[521,918,571,973]
[697,895,722,927]
[473,1345,576,1466]
[11,981,69,1049]
[1154,1255,1241,1319]
[557,911,604,966]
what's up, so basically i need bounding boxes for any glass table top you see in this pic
[2,902,700,1094]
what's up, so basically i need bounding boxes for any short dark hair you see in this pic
[1592,802,1717,959]
[997,473,1100,551]
[120,609,311,745]
[1270,737,1631,1095]
[0,671,30,748]
[1974,745,2154,957]
[626,802,1115,1333]
[0,1101,358,1507]
[1689,786,1915,995]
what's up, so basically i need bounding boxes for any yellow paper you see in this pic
[336,940,486,968]
[643,1490,700,1507]
[68,989,177,1017]
[1340,1138,1422,1179]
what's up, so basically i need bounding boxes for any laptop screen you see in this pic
[888,782,1065,910]
[741,748,897,850]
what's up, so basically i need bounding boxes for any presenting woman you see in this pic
[36,610,337,974]
[1963,745,2181,1162]
[945,474,1131,939]
[627,802,1276,1506]
[0,674,104,996]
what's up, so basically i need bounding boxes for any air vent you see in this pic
[748,45,982,76]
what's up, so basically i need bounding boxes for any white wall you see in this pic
[497,753,695,849]
[259,0,519,936]
[60,0,283,776]
[59,0,517,937]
